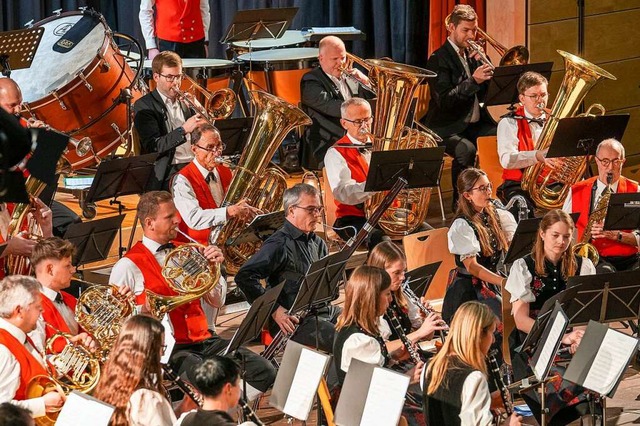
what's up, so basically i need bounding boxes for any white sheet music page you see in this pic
[533,313,567,381]
[582,329,637,395]
[359,367,409,426]
[282,348,329,420]
[55,391,115,426]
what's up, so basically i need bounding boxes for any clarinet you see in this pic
[162,364,203,407]
[401,279,449,335]
[239,396,265,426]
[386,308,422,364]
[487,350,513,417]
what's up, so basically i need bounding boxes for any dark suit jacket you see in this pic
[299,67,374,169]
[424,41,491,138]
[133,90,194,190]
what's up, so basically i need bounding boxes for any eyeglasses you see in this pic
[158,73,183,82]
[470,183,493,193]
[522,92,549,100]
[195,143,226,154]
[293,205,324,215]
[595,156,623,167]
[343,116,374,126]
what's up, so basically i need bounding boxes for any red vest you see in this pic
[175,162,232,244]
[125,242,211,344]
[502,106,537,182]
[572,176,638,257]
[0,329,47,400]
[40,291,78,354]
[154,0,205,43]
[332,136,369,219]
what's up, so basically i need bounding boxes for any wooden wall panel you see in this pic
[586,0,640,15]
[486,0,526,63]
[584,10,640,63]
[528,21,578,70]
[529,2,575,24]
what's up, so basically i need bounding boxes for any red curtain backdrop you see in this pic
[428,0,486,56]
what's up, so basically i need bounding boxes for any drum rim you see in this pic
[237,47,319,63]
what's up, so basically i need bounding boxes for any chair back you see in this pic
[476,136,503,192]
[402,228,454,300]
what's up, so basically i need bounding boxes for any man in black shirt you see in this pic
[235,183,339,353]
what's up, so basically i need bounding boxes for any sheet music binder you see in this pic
[603,192,640,231]
[529,302,569,382]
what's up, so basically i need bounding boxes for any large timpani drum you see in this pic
[238,47,319,106]
[141,58,235,92]
[11,11,144,170]
[229,30,308,54]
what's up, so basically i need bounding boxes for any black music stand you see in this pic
[226,210,285,246]
[62,215,125,268]
[220,8,298,44]
[217,117,254,157]
[484,62,553,109]
[406,261,441,297]
[364,147,446,192]
[85,153,158,257]
[0,27,44,77]
[603,193,640,231]
[545,114,630,160]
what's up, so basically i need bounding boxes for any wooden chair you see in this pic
[502,286,515,366]
[402,228,454,301]
[476,135,503,193]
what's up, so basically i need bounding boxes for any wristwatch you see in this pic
[618,231,623,242]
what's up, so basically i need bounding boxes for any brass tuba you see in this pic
[521,50,616,209]
[364,59,439,236]
[209,90,312,274]
[147,243,221,317]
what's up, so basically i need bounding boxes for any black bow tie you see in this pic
[54,293,63,303]
[205,172,217,184]
[156,242,176,252]
[528,117,546,126]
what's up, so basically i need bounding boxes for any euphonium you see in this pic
[147,241,221,317]
[175,74,236,124]
[74,281,135,359]
[521,50,616,209]
[573,172,613,265]
[208,90,312,274]
[363,59,438,236]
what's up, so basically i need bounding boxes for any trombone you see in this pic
[173,74,236,126]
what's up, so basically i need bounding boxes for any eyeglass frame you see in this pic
[292,205,324,214]
[194,143,226,154]
[157,73,183,82]
[595,156,624,167]
[521,92,549,100]
[469,183,493,193]
[342,116,374,126]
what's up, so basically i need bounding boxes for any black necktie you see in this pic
[156,242,176,252]
[205,172,217,183]
[54,293,63,303]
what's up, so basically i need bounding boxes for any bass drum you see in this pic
[11,11,144,170]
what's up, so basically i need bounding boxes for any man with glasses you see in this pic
[134,51,201,190]
[299,36,375,169]
[563,138,640,272]
[497,71,556,217]
[172,123,260,245]
[235,184,340,354]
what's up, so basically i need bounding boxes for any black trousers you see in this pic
[442,120,496,204]
[158,38,206,58]
[172,334,276,393]
[333,215,386,251]
[267,305,342,355]
[497,180,536,219]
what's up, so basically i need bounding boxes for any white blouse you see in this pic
[448,210,517,262]
[506,257,596,304]
[128,388,176,426]
[339,318,389,375]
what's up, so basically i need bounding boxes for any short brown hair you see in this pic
[517,71,548,95]
[191,123,221,146]
[31,237,76,268]
[447,4,477,26]
[137,191,173,227]
[151,51,182,75]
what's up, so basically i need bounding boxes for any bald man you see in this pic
[299,36,374,169]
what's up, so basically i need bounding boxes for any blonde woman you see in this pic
[422,301,521,426]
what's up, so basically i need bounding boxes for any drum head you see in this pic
[238,47,319,63]
[11,13,107,103]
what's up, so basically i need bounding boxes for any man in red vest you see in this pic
[563,138,640,272]
[109,191,275,400]
[172,123,259,244]
[139,0,210,60]
[497,71,560,217]
[0,275,65,419]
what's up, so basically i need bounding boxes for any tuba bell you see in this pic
[521,50,616,209]
[363,59,439,236]
[208,90,312,274]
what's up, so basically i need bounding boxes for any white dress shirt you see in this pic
[497,109,546,170]
[172,159,228,230]
[127,388,177,426]
[327,73,353,101]
[156,90,194,165]
[0,318,47,418]
[109,236,227,330]
[447,38,480,123]
[448,210,517,262]
[139,0,210,50]
[41,287,79,335]
[324,133,372,205]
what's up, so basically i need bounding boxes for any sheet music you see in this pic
[533,313,567,381]
[582,329,638,395]
[309,26,360,34]
[359,367,409,426]
[55,391,115,426]
[160,314,175,365]
[282,348,329,420]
